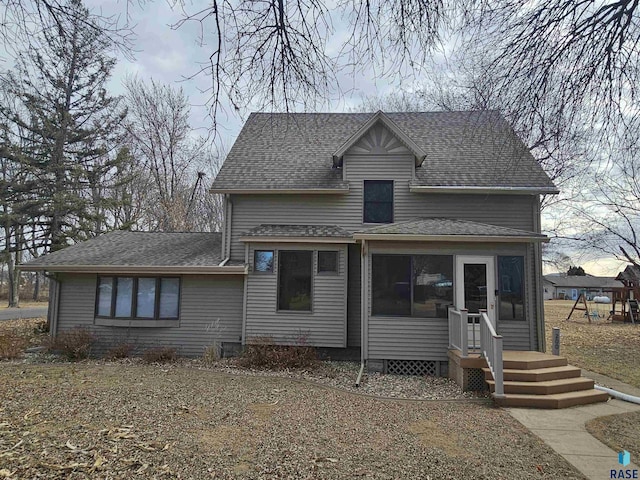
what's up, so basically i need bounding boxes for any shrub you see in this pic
[104,342,135,360]
[0,332,28,359]
[202,345,220,367]
[238,336,318,369]
[142,346,177,364]
[46,327,97,361]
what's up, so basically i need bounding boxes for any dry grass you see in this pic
[0,363,585,479]
[586,411,640,463]
[544,300,640,388]
[0,317,48,355]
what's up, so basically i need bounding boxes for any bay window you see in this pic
[96,276,180,320]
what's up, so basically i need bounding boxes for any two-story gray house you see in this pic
[25,111,610,407]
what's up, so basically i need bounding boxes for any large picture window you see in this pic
[363,180,393,223]
[372,254,453,317]
[498,256,525,321]
[278,251,312,311]
[96,277,180,320]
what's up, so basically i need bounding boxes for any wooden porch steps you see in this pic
[483,351,609,409]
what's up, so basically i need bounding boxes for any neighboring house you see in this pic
[543,275,623,301]
[22,111,558,375]
[616,265,640,289]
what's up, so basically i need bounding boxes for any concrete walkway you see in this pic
[0,307,47,321]
[507,375,640,480]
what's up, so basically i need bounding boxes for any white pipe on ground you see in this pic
[595,385,640,405]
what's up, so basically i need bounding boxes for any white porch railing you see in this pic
[479,309,504,397]
[448,307,468,356]
[448,307,504,397]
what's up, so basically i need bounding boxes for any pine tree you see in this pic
[1,0,127,253]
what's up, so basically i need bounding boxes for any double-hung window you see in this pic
[96,277,180,320]
[363,180,393,224]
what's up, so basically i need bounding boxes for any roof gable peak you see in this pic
[332,111,427,166]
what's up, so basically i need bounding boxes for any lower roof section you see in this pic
[20,231,247,274]
[353,218,548,243]
[240,224,355,243]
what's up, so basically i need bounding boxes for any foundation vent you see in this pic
[386,360,437,376]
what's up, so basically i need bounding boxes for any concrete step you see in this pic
[493,389,610,409]
[483,365,583,382]
[486,377,595,395]
[502,351,568,370]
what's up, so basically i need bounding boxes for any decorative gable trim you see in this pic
[332,110,427,167]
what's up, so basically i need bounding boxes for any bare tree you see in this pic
[124,77,223,232]
[0,0,136,62]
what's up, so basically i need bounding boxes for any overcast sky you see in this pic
[56,2,631,276]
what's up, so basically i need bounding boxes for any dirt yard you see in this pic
[544,300,640,388]
[0,363,585,479]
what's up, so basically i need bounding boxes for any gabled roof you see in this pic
[240,224,354,243]
[331,110,427,166]
[211,111,558,194]
[543,275,624,289]
[20,231,246,274]
[352,218,548,242]
[616,265,640,284]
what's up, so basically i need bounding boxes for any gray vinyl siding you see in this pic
[229,193,535,262]
[55,273,244,357]
[245,243,348,348]
[369,318,449,360]
[364,242,537,361]
[347,243,361,347]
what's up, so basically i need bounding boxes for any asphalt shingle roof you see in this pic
[355,218,546,239]
[21,231,224,268]
[211,111,557,191]
[241,224,352,238]
[543,275,624,289]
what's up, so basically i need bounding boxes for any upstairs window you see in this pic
[364,180,393,224]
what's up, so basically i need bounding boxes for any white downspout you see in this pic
[218,194,232,266]
[594,385,640,405]
[356,239,366,386]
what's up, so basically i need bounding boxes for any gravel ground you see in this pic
[201,360,483,400]
[0,362,585,479]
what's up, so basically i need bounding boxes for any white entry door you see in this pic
[455,256,496,348]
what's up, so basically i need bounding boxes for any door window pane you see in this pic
[159,278,180,318]
[254,250,274,272]
[136,278,156,318]
[498,256,525,321]
[372,255,411,316]
[278,251,312,311]
[97,277,112,316]
[318,251,338,274]
[413,256,454,318]
[114,277,133,317]
[463,264,487,314]
[363,180,393,223]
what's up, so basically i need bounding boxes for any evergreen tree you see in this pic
[1,0,127,252]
